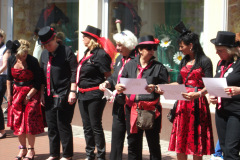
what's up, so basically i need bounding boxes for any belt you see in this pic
[185,85,203,89]
[78,86,99,93]
[14,81,33,86]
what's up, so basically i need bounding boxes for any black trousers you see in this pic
[110,104,126,160]
[216,109,240,160]
[0,75,6,130]
[79,98,106,160]
[125,105,162,160]
[45,96,75,158]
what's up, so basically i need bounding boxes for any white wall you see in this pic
[203,0,227,74]
[78,0,103,59]
[1,0,13,41]
[203,0,227,111]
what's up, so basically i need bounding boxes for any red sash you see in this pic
[128,61,153,106]
[47,55,53,96]
[218,63,233,109]
[76,54,93,84]
[126,97,160,133]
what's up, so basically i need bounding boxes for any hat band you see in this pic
[139,41,158,45]
[41,33,56,44]
[83,31,100,40]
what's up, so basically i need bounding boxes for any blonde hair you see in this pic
[16,39,30,57]
[216,45,240,59]
[88,39,101,51]
[0,29,6,42]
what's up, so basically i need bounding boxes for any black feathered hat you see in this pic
[6,40,20,54]
[174,21,191,37]
[210,31,237,47]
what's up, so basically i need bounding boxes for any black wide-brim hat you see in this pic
[6,40,20,54]
[81,25,101,40]
[210,31,237,47]
[135,35,160,48]
[38,26,56,45]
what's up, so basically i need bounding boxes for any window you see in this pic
[228,0,240,33]
[13,0,79,53]
[108,0,204,82]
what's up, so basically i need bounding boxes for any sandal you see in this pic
[15,146,27,160]
[46,156,60,160]
[60,157,72,160]
[23,148,35,160]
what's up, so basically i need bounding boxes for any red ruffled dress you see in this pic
[168,65,214,156]
[7,68,44,135]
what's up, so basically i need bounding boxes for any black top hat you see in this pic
[6,40,20,54]
[38,26,56,44]
[210,31,237,47]
[174,21,191,37]
[135,35,160,48]
[81,25,101,40]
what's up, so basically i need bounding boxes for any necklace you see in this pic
[189,59,195,64]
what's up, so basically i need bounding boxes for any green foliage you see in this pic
[155,24,181,82]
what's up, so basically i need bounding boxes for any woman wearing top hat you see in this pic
[99,30,138,160]
[209,31,240,160]
[168,22,214,160]
[77,25,114,160]
[116,35,168,160]
[38,26,78,160]
[7,39,44,160]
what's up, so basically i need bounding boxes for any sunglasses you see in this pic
[141,45,158,51]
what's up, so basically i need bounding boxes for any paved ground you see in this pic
[1,105,212,160]
[0,125,213,160]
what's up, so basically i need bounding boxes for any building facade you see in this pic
[0,0,239,141]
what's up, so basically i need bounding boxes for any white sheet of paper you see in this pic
[202,77,231,98]
[120,78,149,94]
[158,84,188,100]
[103,88,113,99]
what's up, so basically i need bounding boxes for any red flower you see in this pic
[154,38,160,44]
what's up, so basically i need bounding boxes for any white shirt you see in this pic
[0,44,7,75]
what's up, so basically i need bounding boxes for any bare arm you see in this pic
[40,84,45,106]
[24,88,38,105]
[68,83,77,105]
[104,71,111,79]
[0,50,10,73]
[6,80,12,105]
[182,87,208,100]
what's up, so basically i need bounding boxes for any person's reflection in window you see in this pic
[35,0,69,33]
[114,1,142,38]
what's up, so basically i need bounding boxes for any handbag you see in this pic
[167,100,178,123]
[52,92,68,111]
[135,68,156,130]
[136,107,156,130]
[50,73,68,111]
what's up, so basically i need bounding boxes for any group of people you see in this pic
[0,21,240,160]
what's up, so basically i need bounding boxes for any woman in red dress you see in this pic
[168,22,214,160]
[7,39,44,160]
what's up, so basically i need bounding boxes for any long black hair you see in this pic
[178,32,206,69]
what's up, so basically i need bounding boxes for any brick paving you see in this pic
[1,107,211,160]
[0,125,212,160]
